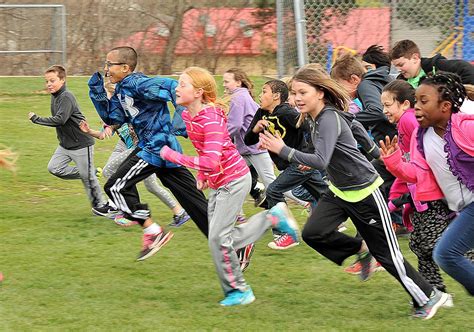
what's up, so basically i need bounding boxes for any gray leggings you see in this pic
[102,140,178,210]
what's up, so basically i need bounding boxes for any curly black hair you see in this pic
[420,72,466,113]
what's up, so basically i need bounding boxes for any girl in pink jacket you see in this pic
[160,67,299,306]
[381,72,474,296]
[381,79,456,297]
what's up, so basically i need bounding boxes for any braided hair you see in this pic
[420,72,466,113]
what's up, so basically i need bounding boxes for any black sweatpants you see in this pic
[302,187,433,306]
[104,148,208,237]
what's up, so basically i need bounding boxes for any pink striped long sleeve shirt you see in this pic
[163,105,249,189]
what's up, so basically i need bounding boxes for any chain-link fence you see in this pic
[277,0,474,77]
[0,4,66,75]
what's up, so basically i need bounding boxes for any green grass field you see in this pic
[0,76,472,331]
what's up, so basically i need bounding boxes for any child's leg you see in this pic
[69,145,106,208]
[156,167,208,237]
[102,140,130,179]
[302,193,359,264]
[244,152,276,189]
[434,201,474,295]
[143,174,179,210]
[409,200,453,292]
[104,149,156,224]
[266,164,318,209]
[208,173,251,294]
[47,145,81,179]
[348,187,433,306]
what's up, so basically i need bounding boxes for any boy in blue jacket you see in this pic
[88,46,208,261]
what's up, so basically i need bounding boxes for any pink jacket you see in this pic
[161,105,249,189]
[383,127,444,202]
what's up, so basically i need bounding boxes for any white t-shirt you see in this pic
[460,99,474,114]
[423,127,474,211]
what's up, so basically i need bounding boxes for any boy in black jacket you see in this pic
[245,80,327,250]
[28,65,113,217]
[390,39,474,87]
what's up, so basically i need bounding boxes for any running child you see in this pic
[381,72,474,296]
[259,67,450,319]
[160,67,300,306]
[29,65,112,216]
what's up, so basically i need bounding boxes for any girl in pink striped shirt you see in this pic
[161,67,300,306]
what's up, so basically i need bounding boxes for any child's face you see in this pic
[44,72,65,94]
[259,84,277,110]
[104,51,128,84]
[381,91,406,124]
[222,73,241,94]
[176,73,199,107]
[414,84,447,128]
[392,54,420,79]
[292,80,324,116]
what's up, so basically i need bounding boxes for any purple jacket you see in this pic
[416,113,474,191]
[227,87,263,155]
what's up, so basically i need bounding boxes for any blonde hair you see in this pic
[0,148,18,172]
[464,84,474,101]
[183,66,229,112]
[293,67,351,127]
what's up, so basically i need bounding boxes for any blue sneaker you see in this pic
[169,211,191,227]
[268,202,299,242]
[220,286,255,307]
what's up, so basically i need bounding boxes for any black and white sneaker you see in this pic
[92,204,118,219]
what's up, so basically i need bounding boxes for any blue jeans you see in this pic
[433,201,474,295]
[266,163,327,209]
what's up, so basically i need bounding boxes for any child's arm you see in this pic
[244,108,265,146]
[262,111,339,170]
[351,119,380,159]
[79,120,113,140]
[28,95,76,127]
[380,136,418,183]
[88,72,127,126]
[160,113,226,173]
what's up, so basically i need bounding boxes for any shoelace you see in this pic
[275,234,290,245]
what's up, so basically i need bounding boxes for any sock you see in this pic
[176,209,185,217]
[144,223,161,234]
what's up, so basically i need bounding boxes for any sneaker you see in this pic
[357,251,375,281]
[443,293,454,308]
[114,214,138,227]
[92,203,118,219]
[268,202,300,243]
[219,286,255,306]
[267,233,300,250]
[254,188,267,207]
[169,211,191,227]
[413,289,449,320]
[137,230,174,261]
[237,243,255,272]
[344,260,384,275]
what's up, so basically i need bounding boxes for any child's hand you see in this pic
[28,112,36,120]
[197,179,208,191]
[253,119,269,133]
[259,130,285,154]
[79,120,91,133]
[102,126,113,139]
[379,135,399,157]
[298,164,312,171]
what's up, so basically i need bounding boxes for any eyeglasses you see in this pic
[104,61,126,68]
